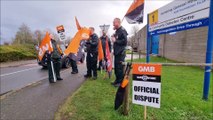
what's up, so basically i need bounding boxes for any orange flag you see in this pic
[98,39,104,61]
[38,32,53,61]
[64,17,91,55]
[105,37,112,72]
[124,0,144,24]
[75,16,81,30]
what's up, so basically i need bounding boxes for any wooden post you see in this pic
[123,81,130,115]
[122,63,132,115]
[144,106,147,120]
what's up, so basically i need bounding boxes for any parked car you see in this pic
[37,44,85,68]
[125,46,132,51]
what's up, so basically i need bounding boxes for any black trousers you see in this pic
[86,52,98,77]
[114,54,126,83]
[70,59,78,72]
[47,58,61,82]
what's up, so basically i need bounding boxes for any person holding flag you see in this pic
[111,18,128,87]
[98,30,112,70]
[114,0,145,111]
[84,27,99,80]
[47,34,63,83]
[68,40,85,74]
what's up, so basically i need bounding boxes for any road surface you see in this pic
[0,54,142,119]
[1,63,48,94]
[0,54,141,95]
[1,62,87,119]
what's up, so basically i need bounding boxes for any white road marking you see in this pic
[0,66,40,77]
[23,63,38,67]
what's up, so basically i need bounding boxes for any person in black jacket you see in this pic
[84,27,99,80]
[111,18,128,87]
[98,30,112,70]
[47,34,63,83]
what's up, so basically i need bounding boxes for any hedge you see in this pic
[0,44,37,62]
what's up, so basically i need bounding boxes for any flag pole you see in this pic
[50,60,56,82]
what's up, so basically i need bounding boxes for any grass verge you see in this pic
[55,57,213,120]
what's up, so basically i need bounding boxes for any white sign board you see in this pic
[148,0,210,35]
[56,25,66,41]
[132,64,162,108]
[99,24,110,33]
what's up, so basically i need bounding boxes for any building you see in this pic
[129,25,213,63]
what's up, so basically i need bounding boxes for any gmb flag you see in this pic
[38,32,53,61]
[124,0,144,24]
[64,17,91,55]
[105,37,112,72]
[98,40,104,61]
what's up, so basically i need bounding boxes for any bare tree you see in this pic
[52,33,60,43]
[12,23,34,45]
[34,30,45,45]
[131,25,139,35]
[130,25,140,50]
[44,28,60,43]
[65,36,72,45]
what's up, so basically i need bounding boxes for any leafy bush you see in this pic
[0,44,37,62]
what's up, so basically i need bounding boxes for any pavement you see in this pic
[0,63,86,120]
[0,54,142,120]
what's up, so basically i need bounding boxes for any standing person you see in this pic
[69,53,78,74]
[47,34,63,83]
[65,44,78,74]
[98,30,112,70]
[68,40,85,74]
[111,18,128,87]
[84,27,99,80]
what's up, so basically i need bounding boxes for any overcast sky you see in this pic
[1,0,173,44]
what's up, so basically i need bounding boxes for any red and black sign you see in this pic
[132,63,162,108]
[56,25,65,33]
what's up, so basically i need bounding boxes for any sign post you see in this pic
[146,14,150,63]
[145,14,150,120]
[56,25,66,45]
[147,0,211,100]
[203,0,213,100]
[132,64,162,119]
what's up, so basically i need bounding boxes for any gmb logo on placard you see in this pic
[137,75,156,81]
[138,66,155,73]
[82,33,89,39]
